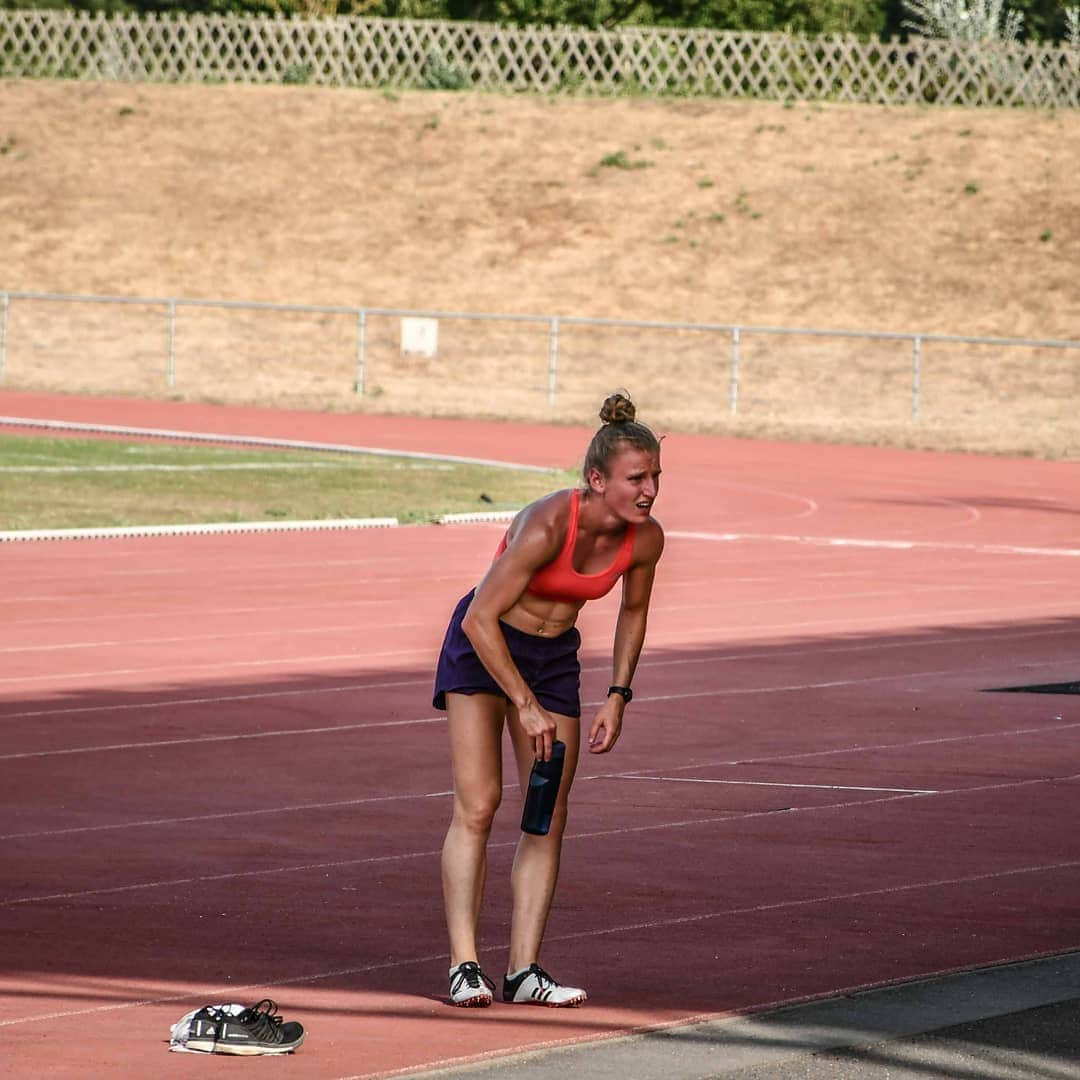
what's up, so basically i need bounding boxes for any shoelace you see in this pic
[528,964,557,990]
[451,962,494,995]
[237,999,287,1042]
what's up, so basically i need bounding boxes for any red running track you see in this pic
[2,391,1079,1077]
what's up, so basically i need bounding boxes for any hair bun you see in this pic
[598,392,636,425]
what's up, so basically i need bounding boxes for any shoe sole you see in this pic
[450,993,493,1008]
[505,992,587,1008]
[185,1035,305,1055]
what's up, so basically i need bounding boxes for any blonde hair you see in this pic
[582,392,660,481]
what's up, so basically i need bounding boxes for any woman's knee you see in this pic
[453,786,502,835]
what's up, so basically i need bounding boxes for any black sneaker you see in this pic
[184,999,305,1055]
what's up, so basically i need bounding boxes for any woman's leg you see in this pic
[441,691,506,968]
[504,708,581,974]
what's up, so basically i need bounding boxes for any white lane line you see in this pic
[668,530,1080,559]
[608,719,1080,776]
[3,622,1075,718]
[634,667,964,703]
[0,415,557,473]
[0,462,452,473]
[3,847,1076,1034]
[3,771,1077,910]
[0,596,411,629]
[0,640,431,685]
[0,622,418,655]
[3,841,1076,1032]
[616,775,939,795]
[636,624,1080,668]
[9,715,1076,834]
[0,789,455,841]
[0,712,444,762]
[545,857,1080,948]
[648,601,1080,642]
[0,676,437,723]
[2,652,1073,753]
[0,518,400,543]
[660,580,1034,614]
[706,480,821,523]
[1,574,463,609]
[0,947,455,1030]
[0,667,989,758]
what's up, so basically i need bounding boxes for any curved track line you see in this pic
[0,414,557,473]
[668,530,1080,558]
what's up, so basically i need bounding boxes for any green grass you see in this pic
[0,435,575,531]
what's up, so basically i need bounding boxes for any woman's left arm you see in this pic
[588,522,665,754]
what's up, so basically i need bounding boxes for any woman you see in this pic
[433,392,665,1008]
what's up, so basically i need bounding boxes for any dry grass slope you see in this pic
[1,79,1077,456]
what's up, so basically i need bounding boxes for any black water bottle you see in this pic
[521,740,566,836]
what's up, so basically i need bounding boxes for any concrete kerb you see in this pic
[395,950,1080,1080]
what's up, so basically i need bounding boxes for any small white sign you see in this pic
[401,317,438,358]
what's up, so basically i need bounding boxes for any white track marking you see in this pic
[0,665,1000,757]
[0,677,437,722]
[0,462,453,473]
[3,622,1074,718]
[3,720,1073,838]
[0,712,444,761]
[6,594,1078,669]
[635,625,1080,669]
[0,590,457,627]
[616,774,939,794]
[626,667,973,704]
[2,637,1075,728]
[668,530,1080,558]
[0,622,416,654]
[649,600,1080,642]
[0,415,556,472]
[602,720,1080,777]
[3,772,1077,910]
[2,571,462,608]
[12,579,1065,654]
[544,857,1080,948]
[704,479,821,524]
[660,579,1040,614]
[0,518,400,542]
[0,789,455,841]
[0,640,431,684]
[0,948,456,1030]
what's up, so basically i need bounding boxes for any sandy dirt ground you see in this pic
[0,79,1077,454]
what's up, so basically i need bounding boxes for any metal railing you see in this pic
[2,288,1078,425]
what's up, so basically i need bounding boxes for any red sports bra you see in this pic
[494,489,636,603]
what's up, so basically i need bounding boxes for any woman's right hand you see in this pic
[519,701,559,761]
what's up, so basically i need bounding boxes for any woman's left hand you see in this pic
[587,700,624,754]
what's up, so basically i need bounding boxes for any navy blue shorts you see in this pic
[433,590,582,718]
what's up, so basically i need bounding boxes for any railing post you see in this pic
[547,316,559,406]
[166,299,177,388]
[911,335,922,422]
[0,290,9,383]
[355,309,367,395]
[730,326,741,415]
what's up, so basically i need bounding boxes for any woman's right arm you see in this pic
[460,498,565,761]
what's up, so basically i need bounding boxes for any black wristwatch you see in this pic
[607,685,633,704]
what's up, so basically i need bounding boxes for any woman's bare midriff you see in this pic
[499,594,584,638]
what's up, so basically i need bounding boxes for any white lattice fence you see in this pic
[0,11,1077,106]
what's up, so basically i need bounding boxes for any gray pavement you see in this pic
[407,951,1080,1079]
